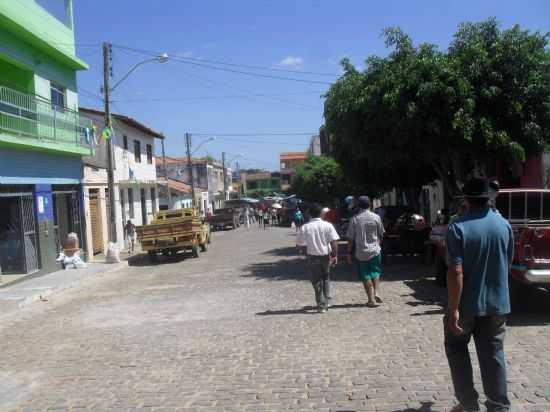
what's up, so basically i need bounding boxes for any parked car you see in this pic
[136,208,210,261]
[375,206,429,254]
[208,207,241,231]
[430,189,550,295]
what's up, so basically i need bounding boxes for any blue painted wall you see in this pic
[0,147,82,184]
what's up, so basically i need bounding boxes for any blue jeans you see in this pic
[444,313,510,411]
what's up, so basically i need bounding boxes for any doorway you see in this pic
[0,193,39,274]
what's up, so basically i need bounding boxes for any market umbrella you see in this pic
[271,203,282,209]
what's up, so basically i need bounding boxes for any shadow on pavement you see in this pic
[401,270,550,326]
[247,247,430,283]
[128,252,193,267]
[389,401,436,411]
[256,303,369,316]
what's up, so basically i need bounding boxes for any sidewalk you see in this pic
[0,260,127,315]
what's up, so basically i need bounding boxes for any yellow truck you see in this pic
[136,208,210,261]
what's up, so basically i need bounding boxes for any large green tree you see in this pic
[291,156,347,204]
[324,19,550,202]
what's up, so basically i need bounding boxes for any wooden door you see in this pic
[89,189,103,255]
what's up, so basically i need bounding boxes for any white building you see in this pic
[79,108,163,257]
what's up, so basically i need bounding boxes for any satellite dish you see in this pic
[177,169,183,176]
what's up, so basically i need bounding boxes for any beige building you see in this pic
[280,152,308,191]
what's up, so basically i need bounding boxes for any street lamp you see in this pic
[192,137,216,156]
[103,43,168,243]
[185,134,217,208]
[222,153,244,201]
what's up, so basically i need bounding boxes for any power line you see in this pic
[192,133,316,136]
[112,44,333,85]
[112,44,338,77]
[111,91,325,103]
[111,48,321,111]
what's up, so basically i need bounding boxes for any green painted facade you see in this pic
[0,0,90,156]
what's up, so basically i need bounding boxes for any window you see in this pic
[50,82,65,109]
[146,144,153,164]
[151,188,156,212]
[123,135,128,150]
[128,188,134,218]
[281,162,286,170]
[134,140,141,163]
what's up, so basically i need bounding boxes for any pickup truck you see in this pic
[136,208,210,261]
[430,189,550,294]
[208,207,241,231]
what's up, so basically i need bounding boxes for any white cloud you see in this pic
[175,51,193,58]
[278,56,304,67]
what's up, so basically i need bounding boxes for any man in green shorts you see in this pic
[346,196,385,307]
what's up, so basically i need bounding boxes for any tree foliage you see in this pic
[291,156,347,204]
[324,19,550,201]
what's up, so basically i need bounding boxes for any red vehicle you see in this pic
[430,189,550,292]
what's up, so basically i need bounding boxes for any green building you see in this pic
[241,171,281,198]
[0,0,90,279]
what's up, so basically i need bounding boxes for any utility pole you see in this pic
[103,42,117,243]
[185,133,195,208]
[236,161,241,198]
[222,151,227,203]
[161,137,172,208]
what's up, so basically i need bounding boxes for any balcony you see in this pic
[0,85,91,156]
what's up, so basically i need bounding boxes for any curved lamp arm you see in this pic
[111,53,169,92]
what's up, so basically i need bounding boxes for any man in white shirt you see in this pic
[296,204,340,313]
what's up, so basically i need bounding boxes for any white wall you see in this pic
[80,111,161,251]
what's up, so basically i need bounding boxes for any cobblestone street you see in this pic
[1,226,549,412]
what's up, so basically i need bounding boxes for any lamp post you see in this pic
[185,135,216,208]
[222,153,244,201]
[102,42,168,243]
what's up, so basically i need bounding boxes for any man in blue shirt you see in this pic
[445,173,513,412]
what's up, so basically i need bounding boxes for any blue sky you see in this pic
[62,0,549,170]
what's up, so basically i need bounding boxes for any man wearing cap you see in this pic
[346,196,385,307]
[296,203,340,313]
[444,173,513,412]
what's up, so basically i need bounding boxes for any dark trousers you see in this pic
[307,255,331,308]
[444,313,510,412]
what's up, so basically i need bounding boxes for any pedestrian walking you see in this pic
[444,173,513,412]
[293,209,303,231]
[245,207,250,230]
[258,208,264,228]
[296,204,340,313]
[346,196,385,307]
[124,219,136,253]
[263,209,270,229]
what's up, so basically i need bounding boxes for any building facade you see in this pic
[0,0,90,277]
[280,152,308,191]
[308,135,321,157]
[156,176,193,210]
[240,171,281,198]
[79,108,162,256]
[159,156,233,214]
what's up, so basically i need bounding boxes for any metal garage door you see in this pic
[89,189,103,255]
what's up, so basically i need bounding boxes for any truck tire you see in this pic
[192,244,200,258]
[435,254,447,287]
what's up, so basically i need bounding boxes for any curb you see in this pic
[0,261,128,314]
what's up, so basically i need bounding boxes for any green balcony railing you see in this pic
[0,85,91,153]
